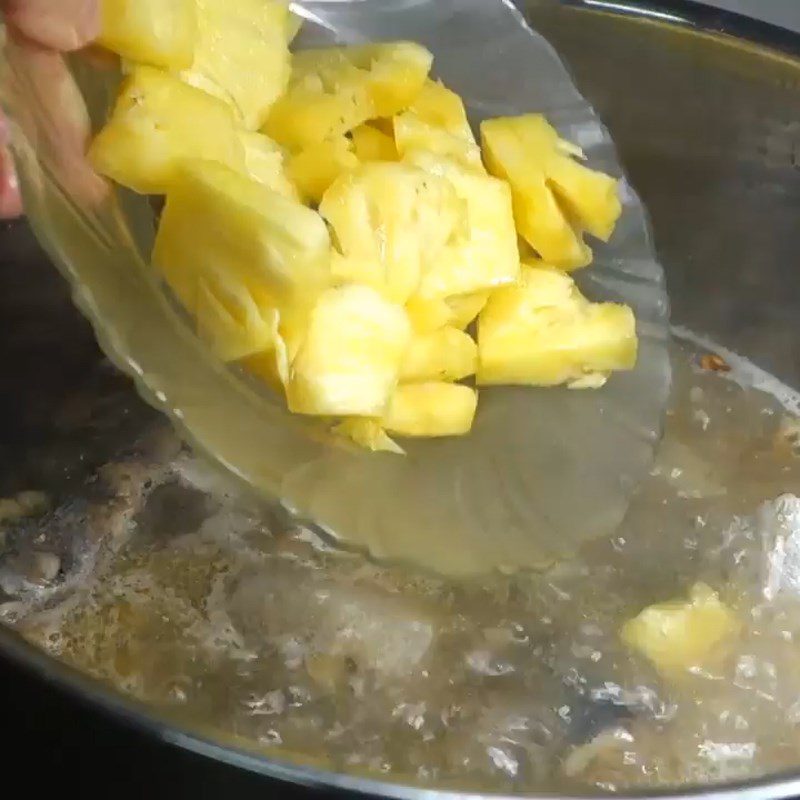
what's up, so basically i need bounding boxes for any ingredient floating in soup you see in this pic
[88,0,636,453]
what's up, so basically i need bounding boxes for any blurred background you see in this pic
[705,0,799,29]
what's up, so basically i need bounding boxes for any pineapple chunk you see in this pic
[152,161,330,312]
[333,419,404,455]
[287,285,411,417]
[481,115,621,269]
[405,296,455,333]
[621,583,740,674]
[238,132,299,201]
[183,0,290,130]
[351,124,398,162]
[287,136,359,205]
[320,162,467,304]
[384,383,478,438]
[89,67,245,195]
[408,79,475,142]
[400,328,477,383]
[265,42,432,150]
[477,264,637,387]
[196,272,280,362]
[447,292,489,330]
[394,113,484,172]
[405,152,519,298]
[97,0,196,69]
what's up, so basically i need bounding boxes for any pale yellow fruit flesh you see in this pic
[333,419,404,455]
[287,285,411,417]
[320,162,467,304]
[196,274,279,362]
[394,114,484,173]
[400,328,477,383]
[265,42,432,150]
[183,0,290,130]
[407,79,475,141]
[384,383,478,438]
[98,0,197,69]
[447,292,490,330]
[152,160,331,312]
[405,152,519,299]
[238,132,299,201]
[477,264,637,387]
[351,124,398,162]
[287,137,360,205]
[89,66,245,195]
[481,114,621,270]
[621,583,741,674]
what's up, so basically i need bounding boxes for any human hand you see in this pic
[0,0,99,218]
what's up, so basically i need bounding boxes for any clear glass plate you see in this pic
[0,0,670,576]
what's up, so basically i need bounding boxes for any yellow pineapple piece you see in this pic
[384,383,478,438]
[265,42,432,150]
[320,162,467,304]
[408,79,474,141]
[351,124,398,162]
[183,0,290,130]
[447,292,489,330]
[287,136,359,205]
[333,419,404,455]
[394,113,484,172]
[89,66,245,195]
[238,132,299,201]
[481,114,621,269]
[152,160,330,313]
[621,583,740,674]
[405,152,519,298]
[287,285,411,417]
[98,0,196,69]
[405,296,455,333]
[477,263,637,387]
[400,328,477,383]
[195,271,280,362]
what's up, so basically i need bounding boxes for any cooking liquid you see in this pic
[2,334,800,793]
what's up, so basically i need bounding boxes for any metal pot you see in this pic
[1,1,799,797]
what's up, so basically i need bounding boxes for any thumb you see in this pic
[4,0,100,52]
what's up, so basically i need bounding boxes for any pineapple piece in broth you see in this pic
[621,584,741,675]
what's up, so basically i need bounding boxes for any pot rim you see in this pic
[2,1,800,798]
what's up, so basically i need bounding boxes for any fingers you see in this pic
[5,30,108,212]
[4,0,100,52]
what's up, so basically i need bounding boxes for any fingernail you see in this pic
[5,0,101,52]
[0,148,23,219]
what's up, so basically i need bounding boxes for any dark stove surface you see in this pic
[0,653,342,798]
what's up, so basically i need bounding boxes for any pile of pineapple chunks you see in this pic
[89,0,638,452]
